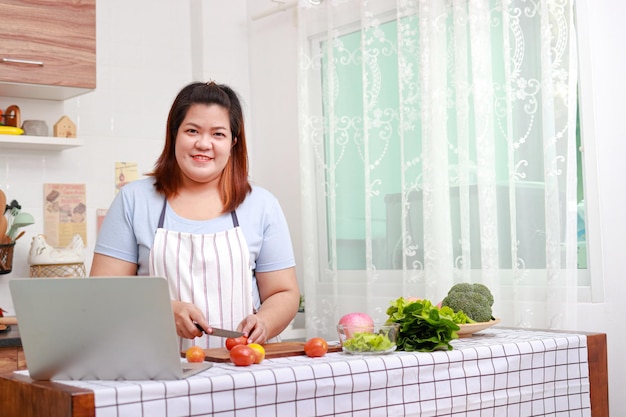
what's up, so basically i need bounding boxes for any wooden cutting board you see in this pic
[183,341,342,363]
[0,317,17,326]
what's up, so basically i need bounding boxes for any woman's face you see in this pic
[175,103,234,186]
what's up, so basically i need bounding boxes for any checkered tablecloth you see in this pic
[58,328,591,417]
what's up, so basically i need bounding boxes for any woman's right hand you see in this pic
[170,300,209,339]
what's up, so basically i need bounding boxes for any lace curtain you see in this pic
[297,0,579,341]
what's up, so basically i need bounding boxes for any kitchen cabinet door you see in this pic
[0,0,95,100]
[0,346,25,373]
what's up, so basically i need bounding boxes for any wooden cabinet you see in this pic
[0,346,26,373]
[0,327,26,373]
[0,0,96,100]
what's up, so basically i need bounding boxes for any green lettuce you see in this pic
[385,297,463,352]
[343,331,394,352]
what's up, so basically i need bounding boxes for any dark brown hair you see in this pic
[149,82,251,212]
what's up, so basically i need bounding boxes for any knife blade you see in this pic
[195,323,244,338]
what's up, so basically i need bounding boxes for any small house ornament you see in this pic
[53,115,77,138]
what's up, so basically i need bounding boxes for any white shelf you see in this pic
[0,134,84,151]
[0,81,94,101]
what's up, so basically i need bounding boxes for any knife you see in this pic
[195,323,244,338]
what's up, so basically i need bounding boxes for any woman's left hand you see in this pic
[240,267,300,344]
[238,314,268,344]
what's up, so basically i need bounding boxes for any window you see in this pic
[313,1,597,291]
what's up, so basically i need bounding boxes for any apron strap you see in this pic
[158,198,167,228]
[231,211,239,227]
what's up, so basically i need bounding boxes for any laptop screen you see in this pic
[10,276,211,380]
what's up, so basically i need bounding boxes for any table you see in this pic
[0,328,608,417]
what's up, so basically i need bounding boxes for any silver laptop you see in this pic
[9,276,212,381]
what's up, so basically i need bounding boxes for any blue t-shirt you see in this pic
[95,178,296,308]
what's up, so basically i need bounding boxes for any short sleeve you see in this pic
[94,190,139,264]
[247,189,296,273]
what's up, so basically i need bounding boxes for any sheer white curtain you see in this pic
[297,0,579,341]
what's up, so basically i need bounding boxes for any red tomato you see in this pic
[185,345,205,363]
[229,345,256,366]
[225,335,248,351]
[304,337,328,357]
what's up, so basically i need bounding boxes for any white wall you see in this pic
[575,0,626,414]
[246,3,304,296]
[0,0,623,413]
[0,0,250,299]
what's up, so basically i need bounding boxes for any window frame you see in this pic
[574,0,604,302]
[305,0,603,302]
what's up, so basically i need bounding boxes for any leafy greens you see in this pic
[343,331,394,352]
[385,297,465,352]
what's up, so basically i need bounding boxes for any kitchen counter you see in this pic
[0,328,609,417]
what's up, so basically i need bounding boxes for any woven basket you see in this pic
[30,262,86,278]
[0,243,15,275]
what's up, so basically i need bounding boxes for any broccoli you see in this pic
[469,283,494,306]
[441,283,494,323]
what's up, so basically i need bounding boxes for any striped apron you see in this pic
[148,199,254,350]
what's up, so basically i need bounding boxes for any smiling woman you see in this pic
[91,81,300,351]
[171,103,236,219]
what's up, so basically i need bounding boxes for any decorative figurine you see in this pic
[53,115,77,138]
[28,234,85,265]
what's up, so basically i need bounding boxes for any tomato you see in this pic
[304,337,328,358]
[185,345,205,363]
[247,343,265,364]
[225,335,248,351]
[229,344,256,366]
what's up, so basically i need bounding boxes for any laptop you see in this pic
[9,276,212,381]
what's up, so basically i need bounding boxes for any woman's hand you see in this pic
[238,314,268,344]
[242,267,300,344]
[171,300,208,339]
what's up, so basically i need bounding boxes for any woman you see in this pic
[91,82,300,349]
